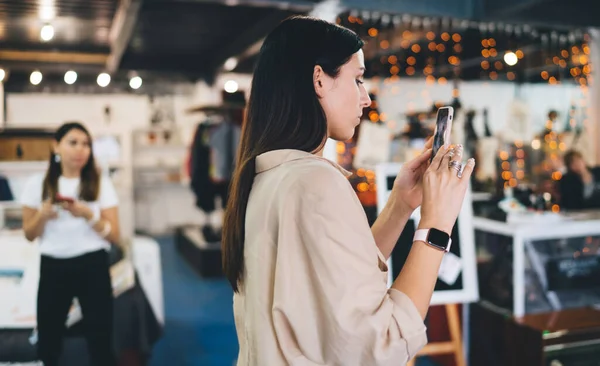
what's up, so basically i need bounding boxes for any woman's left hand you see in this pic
[392,138,433,211]
[62,201,93,220]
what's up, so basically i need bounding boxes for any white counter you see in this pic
[473,210,600,317]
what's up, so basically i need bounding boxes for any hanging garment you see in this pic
[189,120,241,213]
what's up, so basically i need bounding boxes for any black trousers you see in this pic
[37,249,116,366]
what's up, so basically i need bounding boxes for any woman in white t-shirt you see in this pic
[21,122,119,366]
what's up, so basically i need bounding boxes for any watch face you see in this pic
[427,228,450,251]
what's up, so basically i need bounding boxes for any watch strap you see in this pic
[414,229,452,252]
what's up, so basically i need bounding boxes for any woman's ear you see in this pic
[313,65,325,98]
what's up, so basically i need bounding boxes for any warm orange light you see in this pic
[336,142,345,154]
[489,71,498,80]
[357,182,369,192]
[411,44,421,53]
[559,60,567,68]
[441,32,450,41]
[438,77,448,85]
[516,170,525,180]
[390,65,400,75]
[426,31,435,41]
[423,65,433,75]
[495,61,503,70]
[481,39,489,47]
[509,178,517,187]
[489,48,498,57]
[436,44,446,52]
[426,75,435,85]
[365,170,375,180]
[502,161,510,170]
[452,88,460,98]
[500,151,509,160]
[516,50,524,59]
[380,40,390,49]
[369,111,379,122]
[517,159,525,168]
[452,33,461,42]
[453,44,462,53]
[552,204,560,213]
[407,56,416,65]
[507,72,516,80]
[406,67,415,76]
[482,49,490,57]
[488,38,496,47]
[561,50,569,58]
[428,42,437,51]
[481,60,490,70]
[549,76,557,84]
[368,28,378,37]
[388,55,398,64]
[541,71,549,79]
[357,168,365,177]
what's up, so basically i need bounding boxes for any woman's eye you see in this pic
[356,79,364,85]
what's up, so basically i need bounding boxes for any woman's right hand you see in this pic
[417,145,475,234]
[39,199,58,221]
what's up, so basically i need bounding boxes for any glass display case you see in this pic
[474,211,600,316]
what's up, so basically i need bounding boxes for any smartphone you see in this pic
[55,194,75,204]
[430,106,454,162]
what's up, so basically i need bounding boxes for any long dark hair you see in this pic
[42,122,100,202]
[222,16,364,292]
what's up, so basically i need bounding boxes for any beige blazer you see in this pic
[234,149,427,366]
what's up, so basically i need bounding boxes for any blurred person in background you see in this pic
[20,122,120,366]
[559,149,600,210]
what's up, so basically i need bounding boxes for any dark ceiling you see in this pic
[0,0,597,92]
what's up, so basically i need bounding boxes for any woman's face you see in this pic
[54,128,91,171]
[315,49,372,141]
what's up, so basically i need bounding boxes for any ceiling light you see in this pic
[129,76,142,89]
[97,73,111,87]
[504,51,518,66]
[0,69,5,82]
[40,24,54,42]
[224,80,238,93]
[224,57,238,71]
[30,71,43,85]
[64,70,77,84]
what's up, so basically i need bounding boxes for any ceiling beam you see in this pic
[171,0,315,11]
[0,50,107,65]
[206,9,295,82]
[106,0,144,73]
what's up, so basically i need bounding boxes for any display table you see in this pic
[0,231,164,365]
[473,210,600,317]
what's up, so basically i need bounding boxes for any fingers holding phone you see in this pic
[39,199,58,221]
[419,145,476,234]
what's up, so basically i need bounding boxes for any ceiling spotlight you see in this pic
[64,70,77,85]
[97,73,111,87]
[40,24,54,42]
[504,51,518,66]
[224,57,238,71]
[0,68,5,82]
[30,71,43,85]
[224,80,238,93]
[129,76,142,89]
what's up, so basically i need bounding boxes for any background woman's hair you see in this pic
[222,15,364,292]
[42,122,100,202]
[563,149,583,172]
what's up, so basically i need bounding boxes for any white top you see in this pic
[20,173,119,258]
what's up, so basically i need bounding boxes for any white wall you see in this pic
[375,79,589,140]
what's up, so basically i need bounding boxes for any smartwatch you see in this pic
[414,228,452,252]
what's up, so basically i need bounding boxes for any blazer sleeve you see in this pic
[271,166,427,366]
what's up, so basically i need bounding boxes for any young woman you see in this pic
[21,122,119,366]
[222,16,475,366]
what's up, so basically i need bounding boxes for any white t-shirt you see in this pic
[20,173,119,259]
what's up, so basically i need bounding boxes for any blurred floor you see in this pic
[149,235,238,366]
[148,234,440,366]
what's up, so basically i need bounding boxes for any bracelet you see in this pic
[100,221,112,238]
